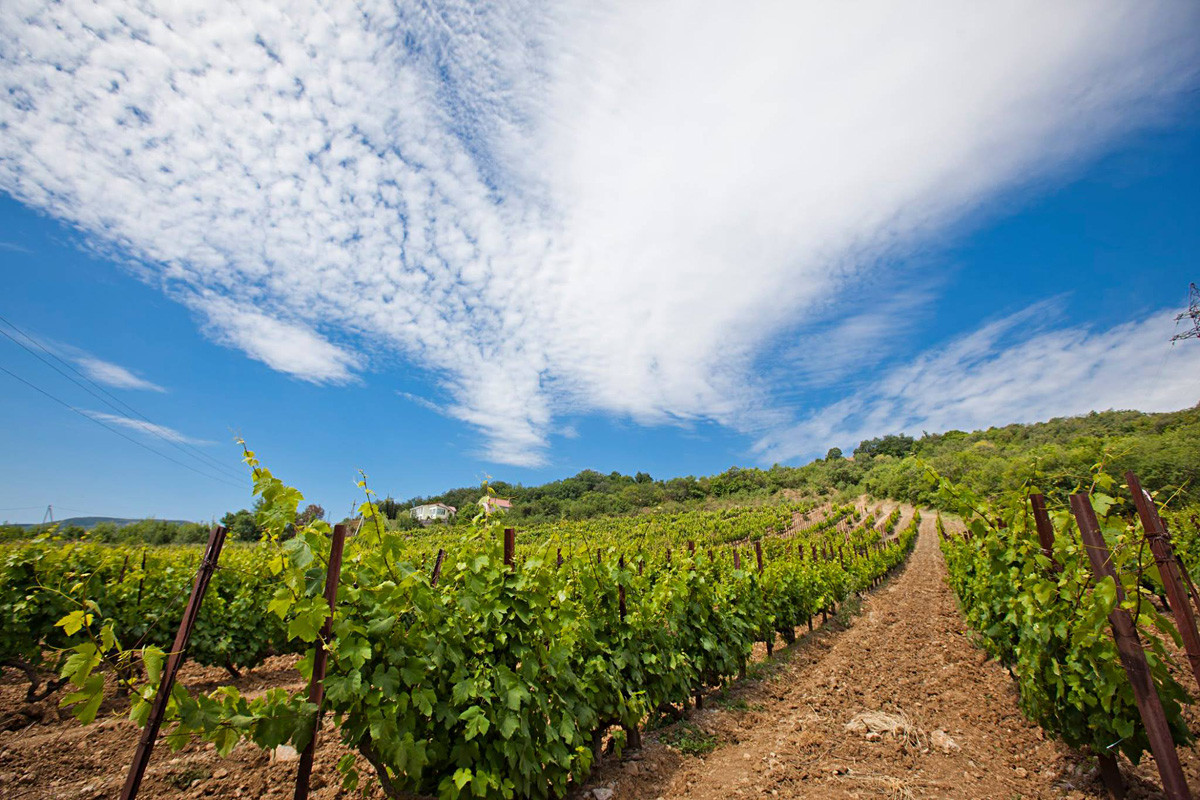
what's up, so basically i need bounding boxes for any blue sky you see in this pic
[1,1,1199,522]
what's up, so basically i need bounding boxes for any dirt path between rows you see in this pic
[576,508,1198,800]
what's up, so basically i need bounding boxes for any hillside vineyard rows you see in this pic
[1,454,1199,799]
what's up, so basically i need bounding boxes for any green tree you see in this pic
[854,433,915,460]
[220,509,260,542]
[296,504,325,528]
[377,496,400,520]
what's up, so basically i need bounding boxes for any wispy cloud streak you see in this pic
[83,410,211,445]
[754,307,1200,462]
[76,356,166,392]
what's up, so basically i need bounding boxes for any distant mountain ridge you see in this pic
[9,516,197,530]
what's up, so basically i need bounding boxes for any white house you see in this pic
[411,503,457,523]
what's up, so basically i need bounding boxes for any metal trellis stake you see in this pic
[504,527,515,568]
[1069,495,1192,800]
[430,548,446,587]
[294,523,348,800]
[1028,494,1060,571]
[120,525,227,800]
[1125,472,1200,692]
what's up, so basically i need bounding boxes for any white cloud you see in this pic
[396,390,444,415]
[772,287,938,391]
[1,1,1198,463]
[195,295,360,384]
[76,356,166,392]
[754,307,1200,462]
[84,410,211,445]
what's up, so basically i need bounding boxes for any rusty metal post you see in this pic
[1070,495,1192,800]
[754,541,764,573]
[294,523,348,800]
[429,548,446,587]
[1029,494,1060,570]
[1126,473,1200,692]
[136,548,148,607]
[1098,754,1127,800]
[120,526,227,800]
[504,527,515,568]
[618,556,627,621]
[625,723,642,750]
[732,548,741,569]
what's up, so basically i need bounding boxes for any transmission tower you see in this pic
[1172,282,1200,343]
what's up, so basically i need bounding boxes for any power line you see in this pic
[0,362,246,490]
[0,315,245,480]
[0,314,246,481]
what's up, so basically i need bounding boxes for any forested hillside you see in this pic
[393,406,1200,522]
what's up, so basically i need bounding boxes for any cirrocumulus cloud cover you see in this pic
[2,0,1199,468]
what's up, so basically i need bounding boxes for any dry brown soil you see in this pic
[0,653,383,799]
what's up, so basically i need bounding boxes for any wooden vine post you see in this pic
[294,523,349,800]
[429,548,446,587]
[1069,495,1192,800]
[136,548,148,608]
[683,543,704,709]
[504,527,516,568]
[758,541,774,656]
[120,525,228,800]
[617,556,627,621]
[1028,494,1060,571]
[616,554,641,749]
[1125,472,1200,692]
